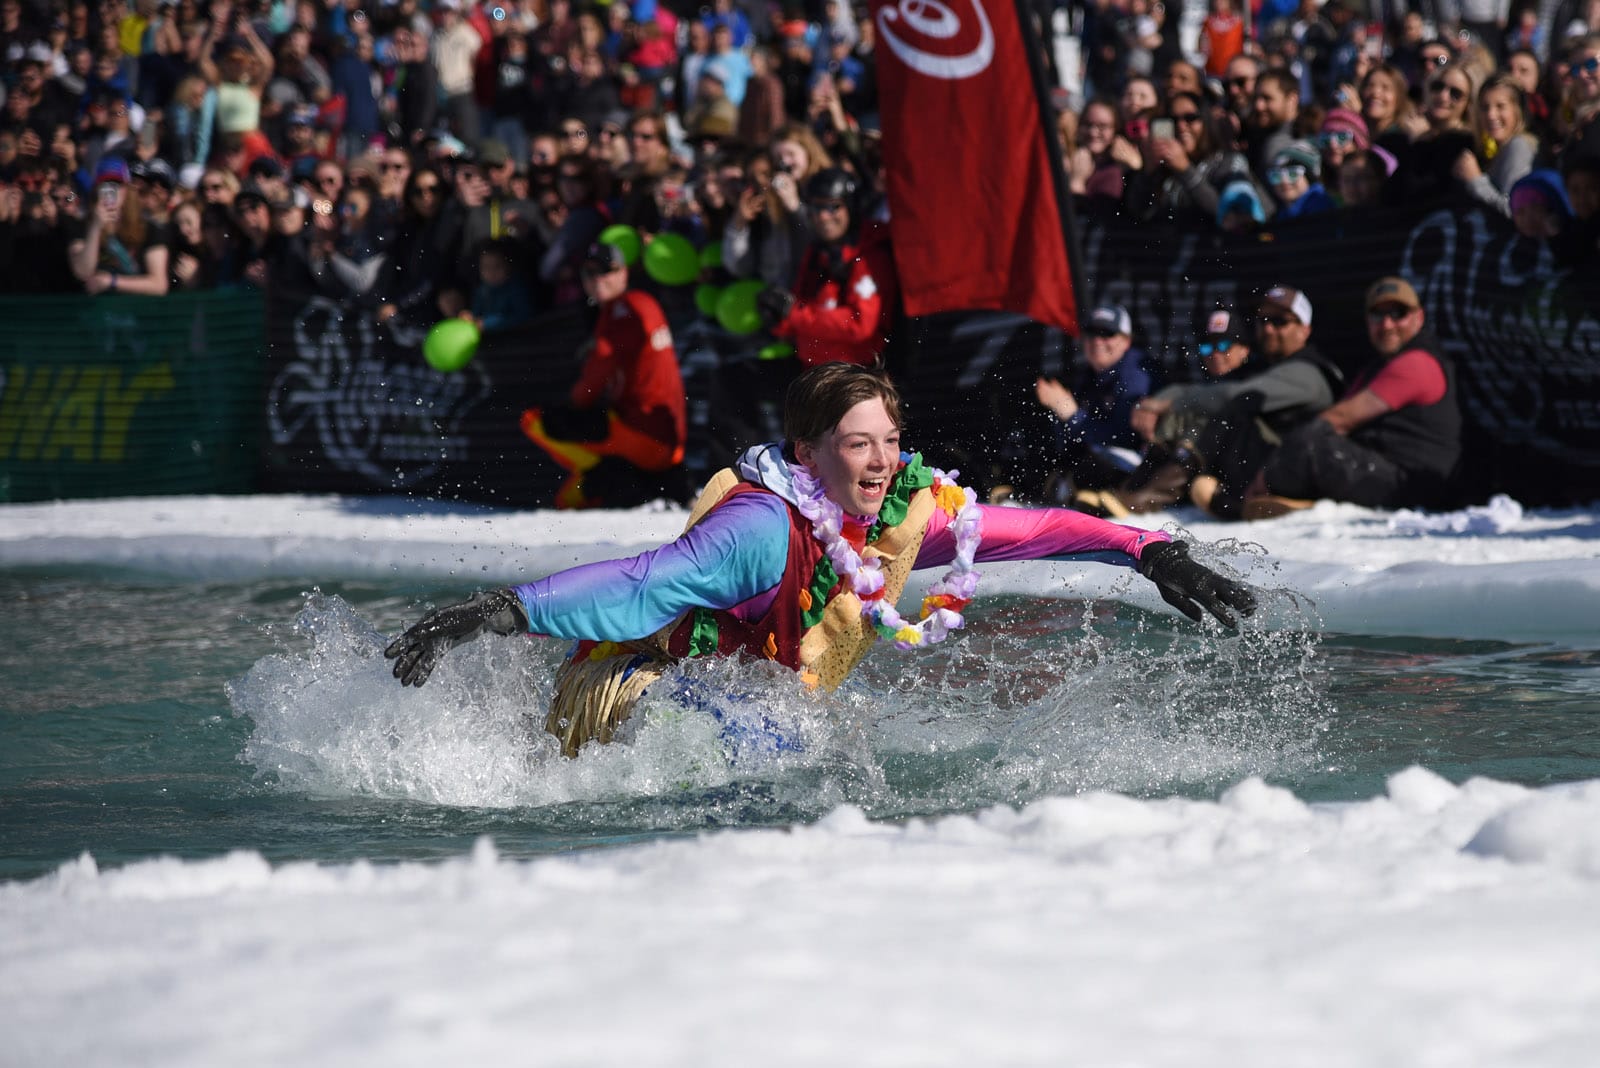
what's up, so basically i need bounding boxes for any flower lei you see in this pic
[791,458,983,651]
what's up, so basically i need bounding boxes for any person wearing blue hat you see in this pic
[69,156,170,296]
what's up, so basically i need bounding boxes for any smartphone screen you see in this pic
[1151,118,1175,141]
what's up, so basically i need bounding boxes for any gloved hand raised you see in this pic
[1137,540,1257,628]
[755,286,796,328]
[384,589,529,687]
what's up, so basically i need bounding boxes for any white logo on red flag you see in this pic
[876,0,994,80]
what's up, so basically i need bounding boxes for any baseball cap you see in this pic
[94,157,130,185]
[131,158,177,189]
[1364,276,1421,312]
[234,183,270,209]
[1259,285,1313,326]
[581,242,627,276]
[1199,305,1248,346]
[476,137,510,166]
[1084,303,1132,337]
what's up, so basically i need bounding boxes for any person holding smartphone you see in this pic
[68,157,170,296]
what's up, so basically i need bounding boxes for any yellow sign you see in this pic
[0,363,175,463]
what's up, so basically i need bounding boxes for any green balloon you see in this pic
[695,283,723,318]
[423,318,480,373]
[598,224,642,266]
[757,342,796,361]
[643,232,699,286]
[716,279,766,335]
[698,243,722,271]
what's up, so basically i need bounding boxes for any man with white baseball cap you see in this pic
[1243,275,1461,518]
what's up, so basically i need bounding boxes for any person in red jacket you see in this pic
[521,242,688,509]
[754,168,897,367]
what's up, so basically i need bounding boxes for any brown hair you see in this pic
[783,363,902,445]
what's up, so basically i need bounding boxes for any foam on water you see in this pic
[226,564,1329,821]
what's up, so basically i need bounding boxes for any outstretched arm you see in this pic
[916,504,1255,627]
[386,493,791,686]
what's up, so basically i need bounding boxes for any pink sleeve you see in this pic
[1365,350,1447,410]
[914,503,1171,569]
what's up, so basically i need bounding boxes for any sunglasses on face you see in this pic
[411,183,440,196]
[1260,314,1296,327]
[1367,305,1412,322]
[1195,341,1232,356]
[1317,130,1355,149]
[1570,56,1600,77]
[1171,111,1204,125]
[1429,82,1466,102]
[1267,164,1308,184]
[560,127,588,139]
[1226,77,1252,89]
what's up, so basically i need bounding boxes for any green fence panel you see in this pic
[0,290,264,502]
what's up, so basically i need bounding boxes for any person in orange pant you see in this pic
[521,242,688,508]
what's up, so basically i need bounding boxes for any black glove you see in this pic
[755,286,796,328]
[1137,540,1257,628]
[384,589,529,687]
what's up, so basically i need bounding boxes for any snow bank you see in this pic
[3,767,1598,1067]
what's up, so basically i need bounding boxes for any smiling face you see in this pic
[794,397,902,518]
[1479,84,1522,142]
[1425,71,1471,128]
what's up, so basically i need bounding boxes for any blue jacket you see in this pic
[1058,347,1151,452]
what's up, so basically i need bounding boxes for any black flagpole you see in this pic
[1011,0,1089,336]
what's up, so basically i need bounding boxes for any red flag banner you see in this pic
[870,0,1080,335]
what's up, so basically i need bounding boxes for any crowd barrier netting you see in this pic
[3,199,1596,507]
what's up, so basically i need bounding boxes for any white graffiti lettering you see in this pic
[268,298,491,486]
[876,0,994,80]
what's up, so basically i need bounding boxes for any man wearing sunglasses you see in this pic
[1245,277,1459,518]
[754,167,897,369]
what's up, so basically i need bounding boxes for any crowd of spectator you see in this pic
[1,0,1597,512]
[3,1,1596,308]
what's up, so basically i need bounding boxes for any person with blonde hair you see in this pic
[723,125,833,288]
[1458,73,1539,216]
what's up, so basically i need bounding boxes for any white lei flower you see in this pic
[791,460,983,650]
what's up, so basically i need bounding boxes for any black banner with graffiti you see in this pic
[259,296,592,505]
[256,198,1600,509]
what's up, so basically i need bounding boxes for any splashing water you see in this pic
[227,545,1328,826]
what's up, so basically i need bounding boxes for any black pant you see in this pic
[1263,420,1411,508]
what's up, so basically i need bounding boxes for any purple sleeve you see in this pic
[914,503,1170,570]
[509,492,791,641]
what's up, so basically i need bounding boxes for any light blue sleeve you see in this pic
[510,492,792,641]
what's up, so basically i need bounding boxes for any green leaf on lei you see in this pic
[867,453,932,543]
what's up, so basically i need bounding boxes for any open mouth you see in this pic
[858,477,886,498]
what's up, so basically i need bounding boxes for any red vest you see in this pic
[663,482,827,669]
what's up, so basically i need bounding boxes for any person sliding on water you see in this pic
[386,364,1258,756]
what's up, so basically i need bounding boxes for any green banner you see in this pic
[0,291,264,502]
